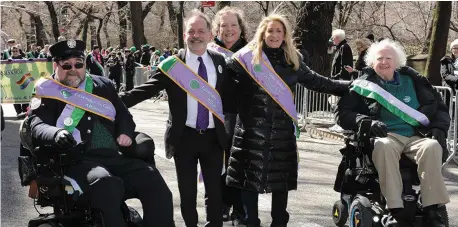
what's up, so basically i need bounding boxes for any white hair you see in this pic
[332,29,345,40]
[450,39,458,50]
[364,39,406,69]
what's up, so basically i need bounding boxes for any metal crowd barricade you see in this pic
[433,86,458,167]
[295,84,335,139]
[295,85,458,166]
[295,84,335,124]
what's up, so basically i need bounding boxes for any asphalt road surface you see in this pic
[2,100,458,227]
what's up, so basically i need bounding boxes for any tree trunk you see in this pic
[421,3,436,54]
[167,1,178,36]
[96,18,103,48]
[425,1,452,85]
[117,1,128,48]
[217,1,231,11]
[44,1,60,42]
[130,1,145,50]
[294,2,336,77]
[31,14,46,47]
[103,16,111,48]
[81,7,93,47]
[177,1,184,48]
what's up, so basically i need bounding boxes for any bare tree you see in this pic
[177,1,184,48]
[335,1,360,28]
[44,1,60,42]
[255,1,270,16]
[295,1,337,77]
[425,1,452,85]
[130,1,144,49]
[117,1,128,48]
[217,1,231,11]
[167,1,178,36]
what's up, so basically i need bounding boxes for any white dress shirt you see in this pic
[185,49,217,129]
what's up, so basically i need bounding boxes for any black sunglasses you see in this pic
[59,62,84,70]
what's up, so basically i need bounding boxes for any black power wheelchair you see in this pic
[331,119,449,227]
[18,117,156,227]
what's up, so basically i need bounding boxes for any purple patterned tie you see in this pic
[196,57,209,130]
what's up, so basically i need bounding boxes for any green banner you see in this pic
[1,59,53,103]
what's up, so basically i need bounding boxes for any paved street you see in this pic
[1,101,458,227]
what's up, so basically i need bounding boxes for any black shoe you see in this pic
[384,209,414,227]
[424,206,446,227]
[232,219,260,227]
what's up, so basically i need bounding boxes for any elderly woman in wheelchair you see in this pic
[332,39,451,227]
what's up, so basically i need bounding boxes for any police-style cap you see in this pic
[49,39,86,61]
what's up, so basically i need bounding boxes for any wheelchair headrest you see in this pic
[19,116,34,153]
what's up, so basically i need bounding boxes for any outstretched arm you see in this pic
[298,61,351,96]
[119,70,168,108]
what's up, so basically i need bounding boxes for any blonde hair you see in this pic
[354,38,372,54]
[248,14,300,71]
[212,6,248,39]
[365,39,406,69]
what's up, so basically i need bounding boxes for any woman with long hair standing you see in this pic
[225,14,350,226]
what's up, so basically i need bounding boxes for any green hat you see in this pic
[108,47,113,51]
[130,46,136,52]
[154,50,161,55]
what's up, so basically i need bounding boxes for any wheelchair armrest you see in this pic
[120,132,155,164]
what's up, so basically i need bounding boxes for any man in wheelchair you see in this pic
[25,39,174,227]
[335,39,450,226]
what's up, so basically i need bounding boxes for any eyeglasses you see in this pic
[58,62,84,70]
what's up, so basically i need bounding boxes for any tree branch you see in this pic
[69,3,103,20]
[142,1,156,20]
[450,21,458,32]
[289,1,298,10]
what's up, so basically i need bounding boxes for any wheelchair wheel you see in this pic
[349,198,372,227]
[332,200,348,226]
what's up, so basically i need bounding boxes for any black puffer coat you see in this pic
[225,45,351,193]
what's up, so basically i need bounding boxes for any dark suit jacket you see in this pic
[120,49,232,158]
[29,75,135,148]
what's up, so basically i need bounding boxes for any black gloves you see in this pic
[54,130,77,149]
[370,120,388,137]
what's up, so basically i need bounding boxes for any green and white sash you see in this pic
[351,79,430,127]
[34,75,116,143]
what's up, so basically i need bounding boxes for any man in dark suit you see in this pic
[29,39,174,227]
[120,10,233,227]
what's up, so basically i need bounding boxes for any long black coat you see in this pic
[225,46,351,193]
[331,39,353,81]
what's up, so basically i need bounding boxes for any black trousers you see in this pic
[67,155,174,227]
[174,127,223,227]
[14,103,28,114]
[222,113,244,218]
[241,190,289,226]
[125,70,135,91]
